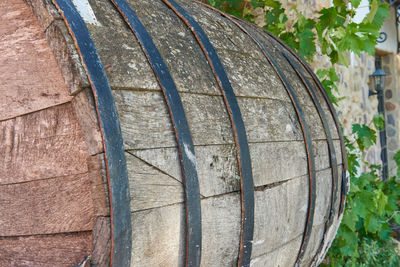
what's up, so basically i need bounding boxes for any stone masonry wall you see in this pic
[383,54,400,175]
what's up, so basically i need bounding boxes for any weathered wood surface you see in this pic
[87,154,110,217]
[130,192,242,267]
[91,217,111,267]
[0,103,89,185]
[0,232,92,267]
[126,152,184,212]
[200,192,241,267]
[72,88,103,155]
[129,166,341,267]
[127,139,341,204]
[24,0,61,30]
[249,224,325,267]
[0,172,94,236]
[6,0,347,266]
[113,90,336,150]
[0,0,72,121]
[45,19,90,95]
[86,0,339,123]
[131,203,185,267]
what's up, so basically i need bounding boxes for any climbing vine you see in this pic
[206,0,400,265]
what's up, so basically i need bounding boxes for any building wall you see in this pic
[383,54,400,175]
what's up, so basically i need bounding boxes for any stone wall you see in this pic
[382,54,400,175]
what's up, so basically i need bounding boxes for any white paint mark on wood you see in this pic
[250,257,260,266]
[252,240,265,246]
[122,44,135,51]
[71,0,101,26]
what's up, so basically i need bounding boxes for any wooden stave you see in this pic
[18,0,346,266]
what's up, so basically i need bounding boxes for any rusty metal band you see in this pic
[109,1,202,266]
[282,52,338,223]
[282,51,339,258]
[246,23,349,216]
[160,1,255,266]
[194,8,316,265]
[52,0,132,266]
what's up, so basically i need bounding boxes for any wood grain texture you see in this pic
[45,19,89,95]
[127,167,339,266]
[0,103,89,185]
[249,224,326,267]
[128,140,341,204]
[24,0,61,30]
[131,204,185,267]
[113,90,331,151]
[0,0,72,121]
[0,172,94,236]
[15,0,346,265]
[87,154,109,217]
[200,192,241,267]
[87,0,161,91]
[129,144,239,201]
[126,152,184,212]
[0,232,92,267]
[130,192,242,267]
[72,88,103,155]
[91,217,111,267]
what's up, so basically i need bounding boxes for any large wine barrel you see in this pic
[1,0,348,266]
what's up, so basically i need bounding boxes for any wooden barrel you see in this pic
[1,0,348,266]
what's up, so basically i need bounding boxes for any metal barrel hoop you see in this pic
[159,1,256,266]
[110,1,203,266]
[52,0,132,266]
[190,5,318,265]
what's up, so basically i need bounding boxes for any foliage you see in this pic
[322,117,400,266]
[207,0,400,265]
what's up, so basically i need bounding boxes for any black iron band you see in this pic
[52,1,132,266]
[210,14,316,266]
[254,26,349,215]
[109,1,202,266]
[282,51,339,261]
[282,52,338,224]
[159,1,255,266]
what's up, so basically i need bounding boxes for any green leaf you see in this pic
[358,173,376,189]
[342,209,358,231]
[352,124,376,151]
[364,214,380,233]
[373,114,385,130]
[318,7,337,30]
[358,23,380,37]
[372,3,390,29]
[297,29,316,60]
[373,189,388,216]
[394,213,400,224]
[353,197,368,219]
[378,223,392,240]
[338,51,350,66]
[364,0,378,23]
[351,0,362,8]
